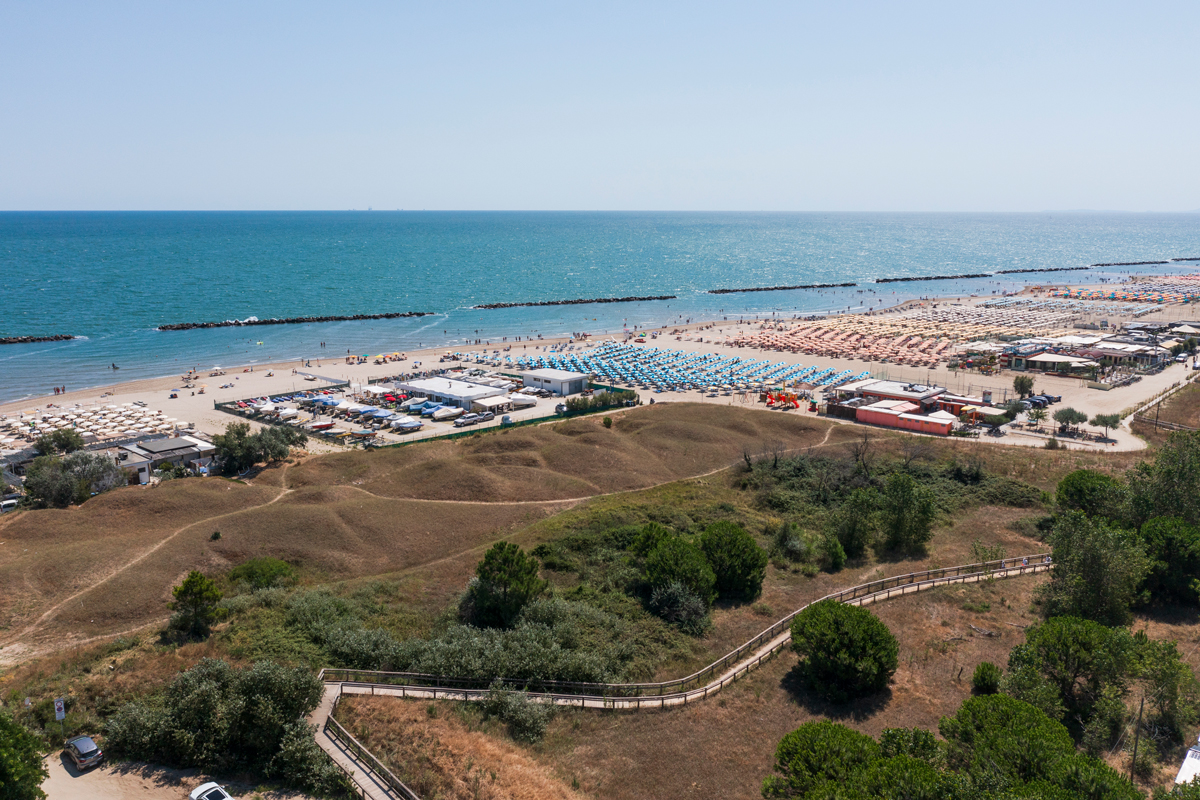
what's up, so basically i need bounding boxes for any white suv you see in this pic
[190,784,236,800]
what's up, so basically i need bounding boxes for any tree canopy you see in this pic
[33,427,85,455]
[105,659,345,796]
[1127,430,1200,527]
[790,600,898,703]
[169,571,224,638]
[1037,512,1150,626]
[645,536,717,607]
[1054,469,1124,520]
[466,542,548,628]
[211,422,307,474]
[0,708,47,800]
[699,521,768,601]
[22,450,125,508]
[878,472,937,553]
[1013,374,1035,398]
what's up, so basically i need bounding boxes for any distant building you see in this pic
[117,435,216,484]
[391,377,506,409]
[521,368,589,396]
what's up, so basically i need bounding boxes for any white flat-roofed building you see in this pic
[1176,738,1200,786]
[521,369,589,396]
[393,377,506,409]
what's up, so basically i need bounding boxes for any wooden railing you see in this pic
[323,691,422,800]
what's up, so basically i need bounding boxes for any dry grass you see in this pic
[336,696,585,800]
[286,404,830,502]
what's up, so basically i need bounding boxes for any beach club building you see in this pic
[117,435,217,484]
[391,377,507,410]
[827,379,991,436]
[521,368,589,397]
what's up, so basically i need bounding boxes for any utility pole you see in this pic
[1129,694,1145,785]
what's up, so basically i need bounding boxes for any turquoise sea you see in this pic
[3,211,1199,404]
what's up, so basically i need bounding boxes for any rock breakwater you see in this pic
[157,312,431,331]
[474,295,675,310]
[707,282,856,295]
[876,273,993,284]
[994,266,1092,275]
[0,334,75,345]
[1090,261,1169,267]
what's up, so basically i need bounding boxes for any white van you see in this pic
[0,499,18,514]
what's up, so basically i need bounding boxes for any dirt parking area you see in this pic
[43,754,312,800]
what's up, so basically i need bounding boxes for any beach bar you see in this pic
[390,377,506,410]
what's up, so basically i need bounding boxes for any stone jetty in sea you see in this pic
[157,311,431,331]
[473,295,675,310]
[0,334,75,345]
[707,282,856,295]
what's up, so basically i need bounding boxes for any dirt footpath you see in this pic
[43,754,314,800]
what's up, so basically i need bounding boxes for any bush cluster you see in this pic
[105,659,349,797]
[564,389,638,414]
[480,681,555,743]
[212,421,307,474]
[22,450,126,508]
[764,695,1141,799]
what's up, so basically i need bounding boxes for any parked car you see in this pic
[63,735,104,770]
[453,413,481,428]
[190,783,237,800]
[477,411,495,422]
[0,499,18,514]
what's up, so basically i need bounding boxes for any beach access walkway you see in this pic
[308,555,1051,799]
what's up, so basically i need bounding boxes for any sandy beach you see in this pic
[3,279,1194,453]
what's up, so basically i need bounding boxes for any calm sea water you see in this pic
[2,211,1198,404]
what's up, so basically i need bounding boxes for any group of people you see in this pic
[52,385,68,395]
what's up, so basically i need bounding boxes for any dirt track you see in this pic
[42,754,314,800]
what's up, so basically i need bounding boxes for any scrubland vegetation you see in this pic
[3,406,1199,799]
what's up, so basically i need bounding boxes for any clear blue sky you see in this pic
[2,1,1197,211]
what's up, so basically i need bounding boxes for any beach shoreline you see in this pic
[2,276,1190,453]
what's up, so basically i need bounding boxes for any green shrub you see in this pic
[971,662,1001,694]
[789,600,898,703]
[1055,469,1124,519]
[827,488,877,558]
[480,681,554,743]
[630,522,675,556]
[647,581,710,635]
[229,557,296,591]
[168,571,224,639]
[763,720,879,797]
[767,520,812,563]
[645,537,716,607]
[822,533,846,572]
[699,521,767,600]
[878,727,941,765]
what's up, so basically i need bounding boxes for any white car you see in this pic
[190,784,236,800]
